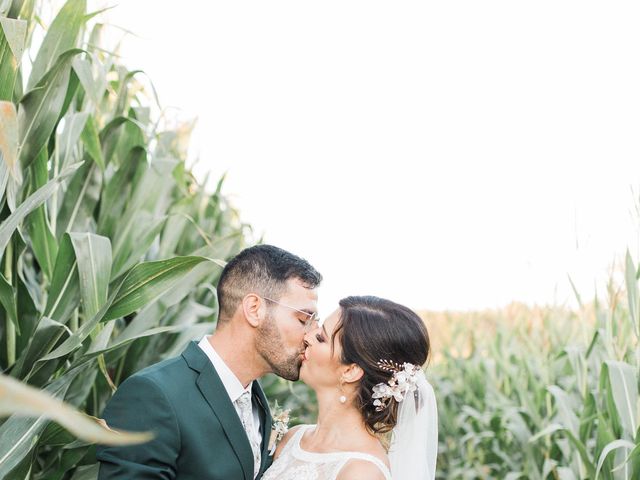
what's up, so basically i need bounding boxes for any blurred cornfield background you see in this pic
[1,1,639,479]
[423,287,640,480]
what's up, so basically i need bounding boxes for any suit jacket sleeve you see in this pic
[96,374,180,480]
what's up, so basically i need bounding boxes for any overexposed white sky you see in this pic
[89,1,640,314]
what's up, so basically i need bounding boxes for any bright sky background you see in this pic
[90,1,640,314]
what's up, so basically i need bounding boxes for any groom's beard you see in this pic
[256,313,303,381]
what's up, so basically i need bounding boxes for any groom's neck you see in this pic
[209,328,265,387]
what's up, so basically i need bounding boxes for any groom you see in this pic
[96,244,322,479]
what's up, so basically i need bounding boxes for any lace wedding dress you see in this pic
[262,424,392,480]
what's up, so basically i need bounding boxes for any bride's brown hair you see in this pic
[331,296,431,436]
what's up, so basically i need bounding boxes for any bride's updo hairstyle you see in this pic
[333,296,430,435]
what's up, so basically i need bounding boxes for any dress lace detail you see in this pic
[262,424,392,480]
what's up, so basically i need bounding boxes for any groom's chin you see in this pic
[272,358,303,382]
[290,361,303,382]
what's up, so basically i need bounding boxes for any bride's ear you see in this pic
[341,364,364,384]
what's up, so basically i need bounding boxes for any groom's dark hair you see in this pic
[216,244,322,323]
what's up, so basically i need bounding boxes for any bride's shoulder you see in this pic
[335,457,390,480]
[273,424,310,458]
[337,440,390,480]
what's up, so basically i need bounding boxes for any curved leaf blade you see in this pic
[103,255,221,321]
[0,161,81,260]
[27,0,85,89]
[18,48,83,168]
[0,373,152,445]
[69,232,111,318]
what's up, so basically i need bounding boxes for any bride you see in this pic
[262,295,438,480]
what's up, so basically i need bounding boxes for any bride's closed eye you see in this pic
[315,333,325,343]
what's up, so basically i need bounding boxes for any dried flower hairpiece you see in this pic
[371,360,420,411]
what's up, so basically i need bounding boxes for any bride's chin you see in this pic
[298,362,312,386]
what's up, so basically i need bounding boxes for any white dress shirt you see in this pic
[198,336,262,451]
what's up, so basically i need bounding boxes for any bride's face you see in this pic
[300,308,344,388]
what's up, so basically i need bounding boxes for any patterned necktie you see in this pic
[236,391,261,478]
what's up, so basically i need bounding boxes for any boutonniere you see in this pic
[268,402,291,455]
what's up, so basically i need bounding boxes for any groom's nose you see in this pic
[306,318,318,333]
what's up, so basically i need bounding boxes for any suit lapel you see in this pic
[252,380,272,474]
[183,342,254,480]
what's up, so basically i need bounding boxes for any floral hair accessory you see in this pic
[268,402,291,454]
[371,360,420,412]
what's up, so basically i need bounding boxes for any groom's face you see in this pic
[255,278,318,381]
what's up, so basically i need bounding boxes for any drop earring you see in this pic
[339,379,347,404]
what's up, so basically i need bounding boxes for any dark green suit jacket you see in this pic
[96,341,273,480]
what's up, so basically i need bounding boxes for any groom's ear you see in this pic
[342,364,364,384]
[242,294,263,328]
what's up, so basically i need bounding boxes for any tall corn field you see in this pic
[0,0,250,478]
[424,264,640,479]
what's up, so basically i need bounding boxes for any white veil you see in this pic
[387,370,438,480]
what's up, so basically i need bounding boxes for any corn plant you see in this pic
[426,258,640,479]
[0,0,250,478]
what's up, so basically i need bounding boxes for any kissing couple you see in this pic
[96,245,437,479]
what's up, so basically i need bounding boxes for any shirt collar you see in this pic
[198,335,253,403]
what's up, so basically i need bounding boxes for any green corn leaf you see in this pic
[18,48,83,169]
[103,255,223,321]
[595,439,635,479]
[80,115,104,170]
[0,15,26,61]
[38,276,124,362]
[27,0,85,89]
[56,111,89,171]
[0,161,81,261]
[43,233,80,325]
[68,232,111,319]
[157,243,228,308]
[0,364,86,476]
[0,101,21,184]
[84,325,184,358]
[69,464,98,480]
[602,361,638,438]
[99,115,145,168]
[72,55,101,108]
[547,385,579,436]
[0,373,152,471]
[40,256,219,361]
[529,423,565,443]
[0,271,18,333]
[25,147,59,279]
[11,317,69,382]
[110,211,166,279]
[55,160,102,238]
[97,146,146,238]
[0,16,26,100]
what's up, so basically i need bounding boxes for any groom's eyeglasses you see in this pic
[258,296,319,328]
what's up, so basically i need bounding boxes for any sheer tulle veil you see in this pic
[387,370,438,480]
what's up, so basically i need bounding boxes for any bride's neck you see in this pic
[311,389,367,444]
